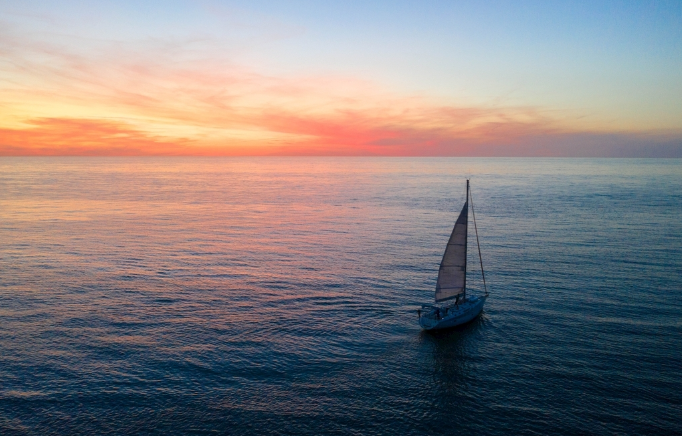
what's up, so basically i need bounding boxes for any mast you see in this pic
[463,180,469,300]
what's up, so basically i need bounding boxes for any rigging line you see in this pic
[469,185,488,296]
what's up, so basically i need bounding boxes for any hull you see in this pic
[419,295,486,330]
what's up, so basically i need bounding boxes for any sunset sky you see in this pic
[1,0,681,156]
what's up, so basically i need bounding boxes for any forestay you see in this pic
[435,198,468,302]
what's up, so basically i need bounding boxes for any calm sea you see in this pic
[1,158,680,435]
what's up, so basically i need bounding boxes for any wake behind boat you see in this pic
[419,180,488,330]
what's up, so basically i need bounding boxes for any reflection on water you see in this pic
[0,157,681,435]
[420,315,487,423]
[427,315,485,354]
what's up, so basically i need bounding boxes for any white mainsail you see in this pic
[435,189,468,302]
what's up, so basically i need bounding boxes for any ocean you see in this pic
[1,157,680,435]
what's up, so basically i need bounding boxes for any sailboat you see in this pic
[419,180,488,330]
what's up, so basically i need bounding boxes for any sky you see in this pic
[1,0,681,156]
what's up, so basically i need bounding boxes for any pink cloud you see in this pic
[0,24,680,156]
[3,116,678,157]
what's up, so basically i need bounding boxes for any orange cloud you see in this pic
[0,118,191,156]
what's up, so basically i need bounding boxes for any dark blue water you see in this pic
[1,158,681,435]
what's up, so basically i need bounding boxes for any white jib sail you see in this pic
[435,199,468,302]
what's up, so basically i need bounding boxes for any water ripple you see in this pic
[0,157,681,435]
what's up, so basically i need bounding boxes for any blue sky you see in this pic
[1,0,680,155]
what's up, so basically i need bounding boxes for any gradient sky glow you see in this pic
[1,0,681,156]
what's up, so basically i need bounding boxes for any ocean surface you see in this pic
[0,157,680,435]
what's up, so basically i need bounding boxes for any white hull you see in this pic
[419,295,486,330]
